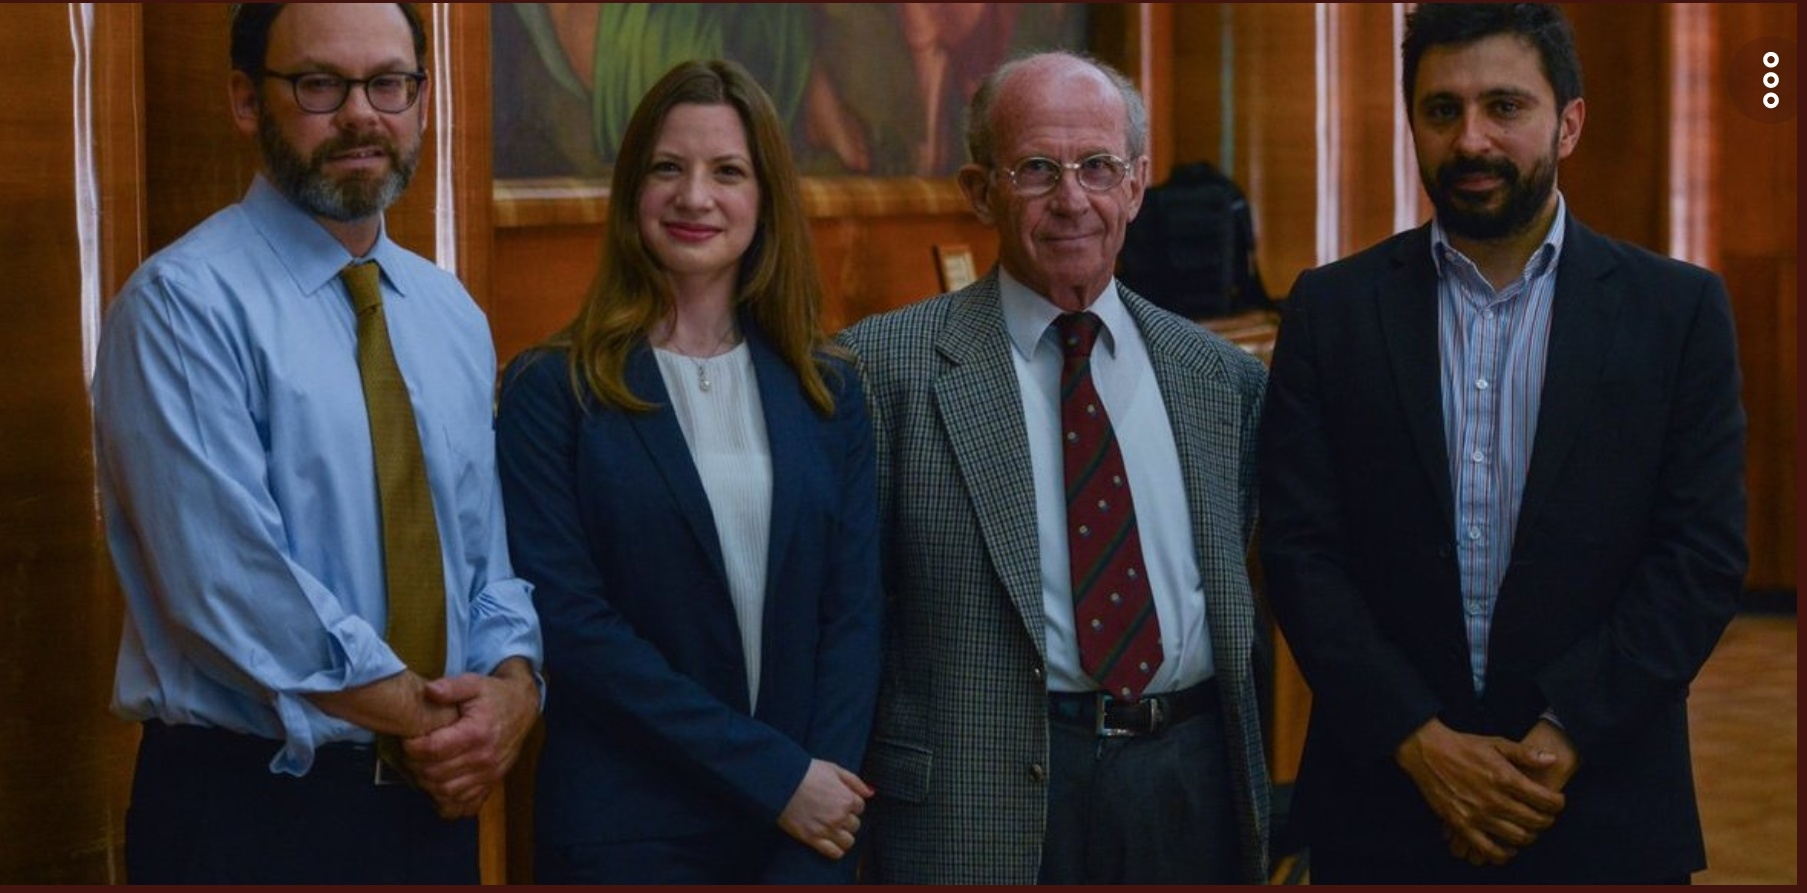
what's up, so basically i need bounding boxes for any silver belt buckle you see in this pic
[1094,691,1139,738]
[1146,695,1167,734]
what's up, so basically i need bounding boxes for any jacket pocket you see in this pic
[865,738,932,804]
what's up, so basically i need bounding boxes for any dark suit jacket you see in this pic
[838,274,1272,884]
[1258,216,1748,882]
[495,320,881,883]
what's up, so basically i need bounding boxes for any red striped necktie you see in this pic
[1054,311,1164,702]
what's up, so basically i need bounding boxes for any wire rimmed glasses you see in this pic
[999,153,1133,197]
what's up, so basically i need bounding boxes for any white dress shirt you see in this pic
[997,269,1214,695]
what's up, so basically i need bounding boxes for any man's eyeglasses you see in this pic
[262,71,427,114]
[998,153,1132,197]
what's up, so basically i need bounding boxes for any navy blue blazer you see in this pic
[1259,216,1747,882]
[496,320,880,882]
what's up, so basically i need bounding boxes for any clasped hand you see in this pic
[777,758,876,860]
[402,659,541,819]
[1396,717,1577,866]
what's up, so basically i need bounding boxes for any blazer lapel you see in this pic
[1379,226,1457,534]
[1126,292,1252,671]
[623,344,731,588]
[933,278,1047,659]
[1514,218,1621,543]
[744,320,804,614]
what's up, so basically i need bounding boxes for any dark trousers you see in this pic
[537,830,776,884]
[1312,842,1695,885]
[1037,699,1240,884]
[126,721,478,884]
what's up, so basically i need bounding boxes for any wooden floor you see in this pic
[1691,611,1797,885]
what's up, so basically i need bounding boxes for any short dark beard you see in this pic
[258,105,418,222]
[1422,136,1558,242]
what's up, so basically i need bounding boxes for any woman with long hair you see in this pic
[496,58,880,884]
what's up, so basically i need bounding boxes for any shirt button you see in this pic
[1475,379,1490,391]
[1028,763,1047,783]
[1471,450,1486,463]
[1467,527,1483,541]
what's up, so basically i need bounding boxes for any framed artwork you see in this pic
[934,243,978,291]
[490,3,1088,223]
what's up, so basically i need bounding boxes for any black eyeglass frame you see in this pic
[260,70,428,114]
[997,153,1134,197]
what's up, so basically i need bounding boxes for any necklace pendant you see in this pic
[697,366,712,392]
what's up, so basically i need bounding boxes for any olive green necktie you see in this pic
[342,261,447,779]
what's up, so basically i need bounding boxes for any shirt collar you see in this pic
[242,174,414,300]
[998,268,1132,363]
[1430,191,1568,284]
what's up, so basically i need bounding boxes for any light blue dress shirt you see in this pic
[93,176,541,775]
[997,270,1215,696]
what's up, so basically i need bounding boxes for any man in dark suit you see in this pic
[838,51,1270,884]
[1259,3,1747,884]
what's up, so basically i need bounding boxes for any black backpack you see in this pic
[1118,160,1274,319]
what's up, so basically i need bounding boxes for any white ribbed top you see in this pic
[653,343,772,710]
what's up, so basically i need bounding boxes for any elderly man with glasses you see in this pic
[836,50,1271,885]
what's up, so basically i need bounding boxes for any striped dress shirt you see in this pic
[1434,199,1567,694]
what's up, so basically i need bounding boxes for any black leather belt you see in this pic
[141,720,407,785]
[1048,682,1219,737]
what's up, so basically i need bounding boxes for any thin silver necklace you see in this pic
[668,327,736,393]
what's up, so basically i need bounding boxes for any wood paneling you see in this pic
[1711,3,1796,592]
[1230,3,1321,297]
[1330,2,1408,257]
[1560,4,1670,253]
[0,3,137,883]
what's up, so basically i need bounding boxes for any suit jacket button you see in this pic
[1031,666,1045,682]
[1028,762,1047,783]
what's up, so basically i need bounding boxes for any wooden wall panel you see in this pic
[0,3,138,883]
[1712,3,1797,592]
[1560,4,1670,253]
[1230,3,1321,297]
[1331,2,1408,258]
[1170,4,1227,176]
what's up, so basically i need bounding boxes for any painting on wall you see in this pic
[491,3,1089,186]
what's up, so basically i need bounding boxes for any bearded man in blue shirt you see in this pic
[90,4,542,884]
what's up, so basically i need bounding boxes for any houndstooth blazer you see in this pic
[837,272,1272,884]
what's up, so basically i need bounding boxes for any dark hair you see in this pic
[552,59,840,416]
[229,4,428,75]
[964,49,1148,168]
[1401,3,1582,115]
